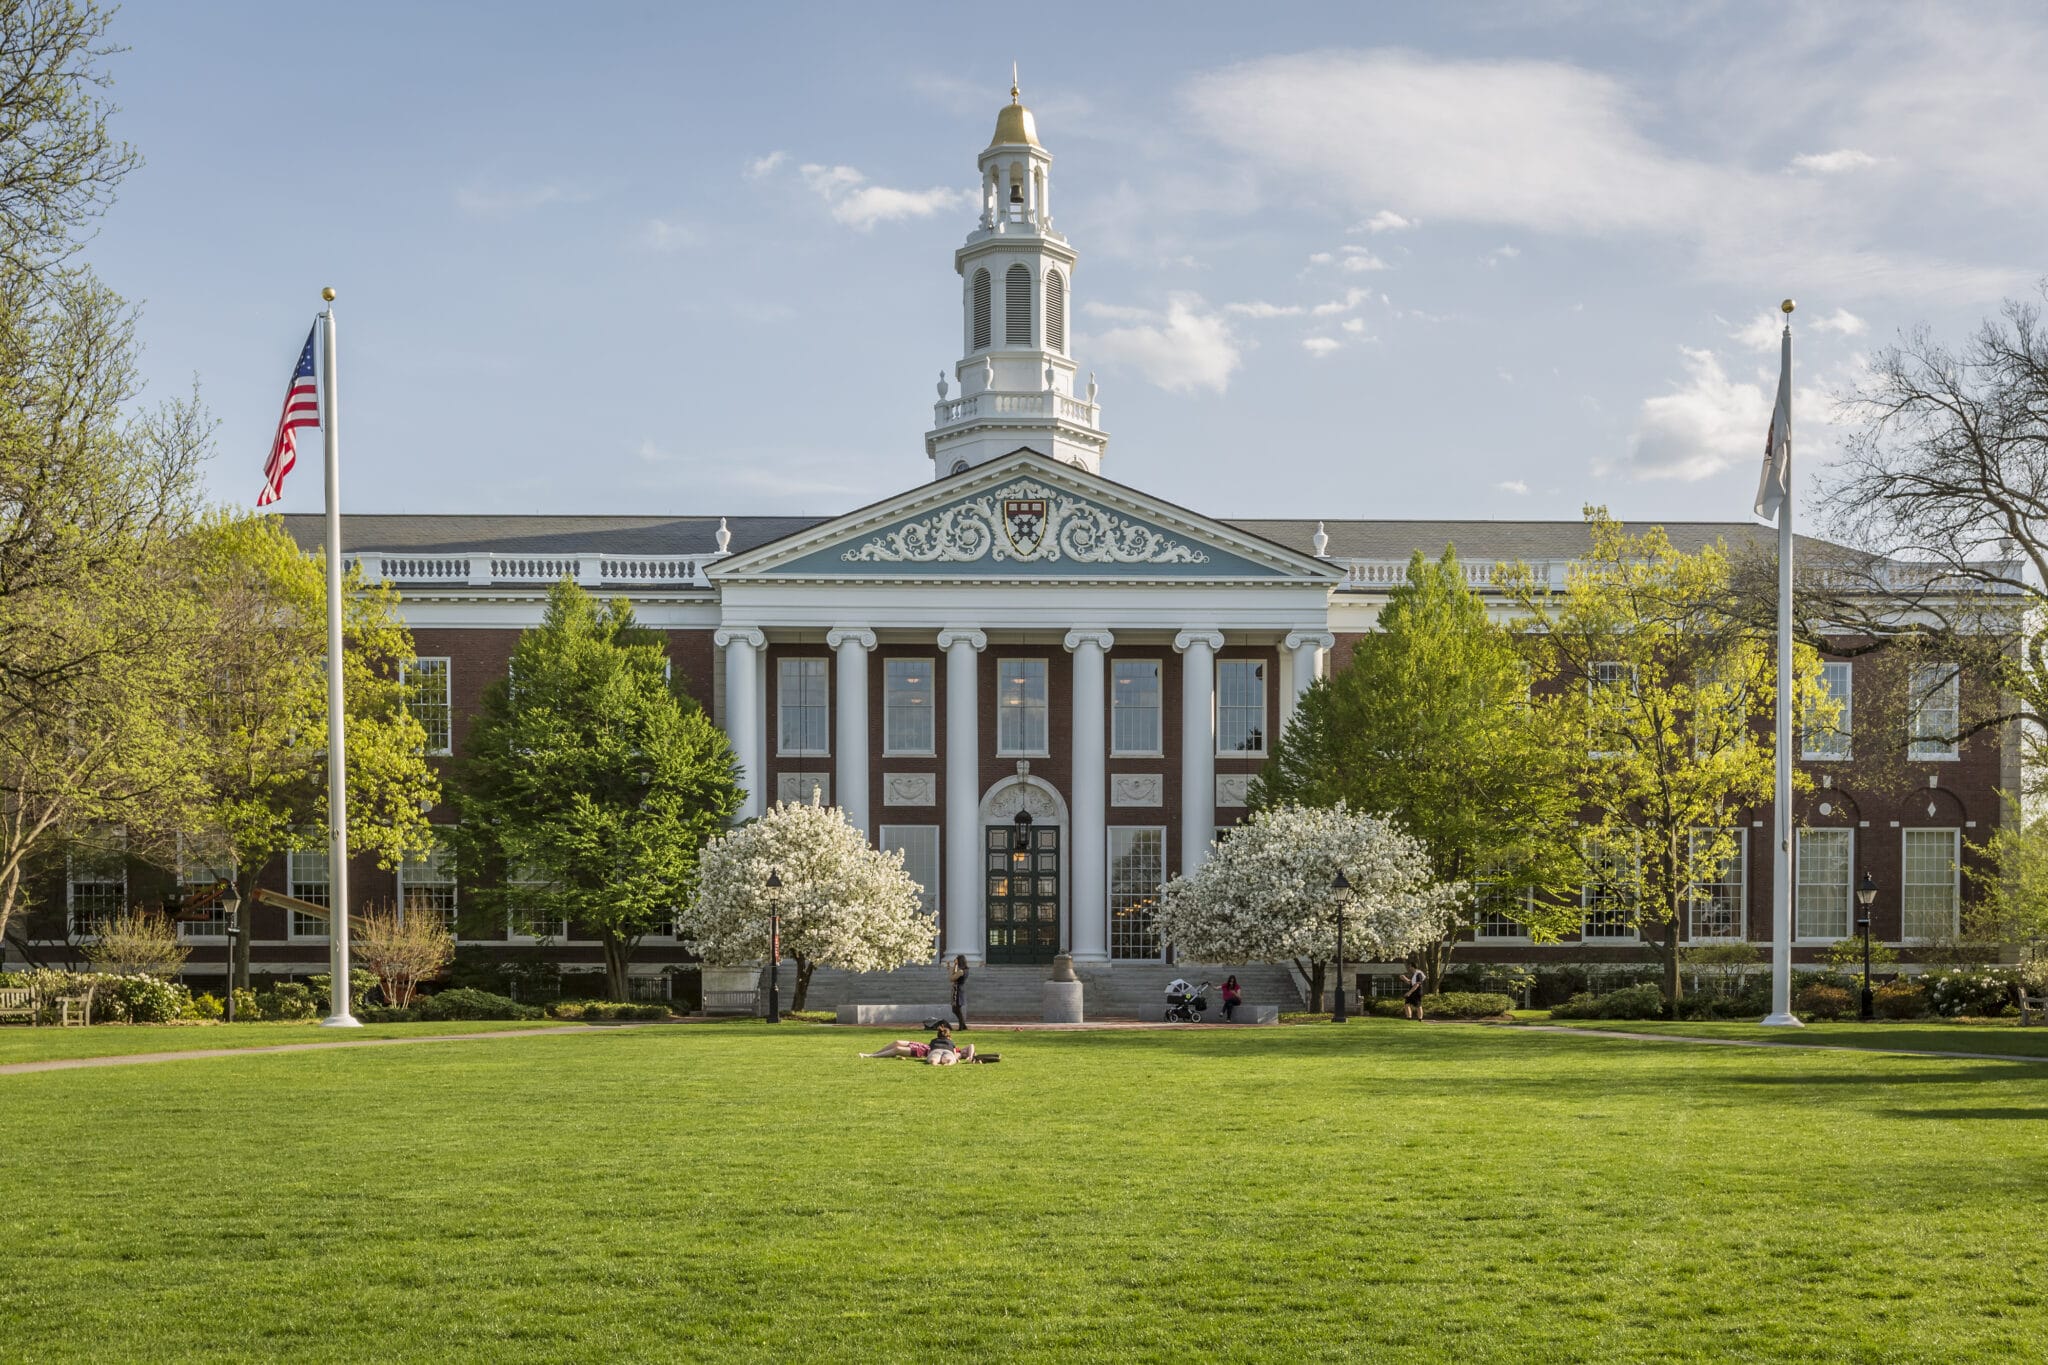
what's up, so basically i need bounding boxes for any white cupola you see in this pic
[925,73,1108,478]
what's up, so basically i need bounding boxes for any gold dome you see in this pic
[989,82,1040,149]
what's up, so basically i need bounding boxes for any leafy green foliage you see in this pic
[413,988,542,1022]
[1418,992,1515,1019]
[1551,984,1669,1020]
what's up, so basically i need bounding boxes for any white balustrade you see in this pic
[348,552,718,589]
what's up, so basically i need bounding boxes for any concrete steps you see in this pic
[794,961,1302,1021]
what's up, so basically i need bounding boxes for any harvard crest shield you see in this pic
[1003,498,1047,556]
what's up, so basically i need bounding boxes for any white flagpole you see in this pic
[1762,300,1801,1027]
[317,286,360,1027]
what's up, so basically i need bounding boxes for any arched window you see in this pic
[1045,270,1066,354]
[971,269,991,351]
[1005,264,1032,346]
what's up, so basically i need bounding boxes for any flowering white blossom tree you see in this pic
[686,797,934,1011]
[1156,802,1461,1011]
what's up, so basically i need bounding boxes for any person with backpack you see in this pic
[1402,966,1428,1020]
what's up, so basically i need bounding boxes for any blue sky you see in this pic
[87,2,2046,525]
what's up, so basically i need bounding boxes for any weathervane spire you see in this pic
[1011,62,1020,102]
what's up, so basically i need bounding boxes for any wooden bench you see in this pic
[0,987,31,1025]
[701,989,762,1016]
[2020,990,2047,1027]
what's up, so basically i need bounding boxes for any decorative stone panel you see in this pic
[882,773,937,807]
[1110,773,1163,807]
[777,772,831,805]
[1215,774,1250,809]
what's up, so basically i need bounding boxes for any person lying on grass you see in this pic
[861,1024,999,1064]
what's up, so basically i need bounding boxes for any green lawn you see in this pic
[0,1018,577,1065]
[1525,1017,2048,1059]
[4,1021,2045,1363]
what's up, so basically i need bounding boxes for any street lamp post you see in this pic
[219,884,243,1024]
[764,868,783,1023]
[1329,869,1352,1023]
[1856,872,1878,1023]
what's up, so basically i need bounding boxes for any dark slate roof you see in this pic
[1221,519,1838,562]
[278,514,827,558]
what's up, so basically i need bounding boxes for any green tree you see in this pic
[1253,548,1584,983]
[177,514,440,988]
[446,580,743,1000]
[1503,510,1836,1014]
[1968,816,2048,951]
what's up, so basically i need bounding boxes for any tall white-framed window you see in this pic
[287,841,331,940]
[1109,826,1166,960]
[883,658,935,756]
[1686,829,1747,940]
[997,658,1049,755]
[1900,828,1960,941]
[1580,833,1638,940]
[879,825,941,933]
[1794,827,1852,941]
[1588,661,1634,758]
[398,841,459,933]
[1111,659,1162,756]
[1217,660,1267,755]
[176,831,237,940]
[401,656,453,755]
[1802,661,1852,760]
[506,866,567,942]
[66,825,127,938]
[1472,856,1531,941]
[1907,663,1960,760]
[777,657,830,756]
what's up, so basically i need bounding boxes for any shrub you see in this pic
[2020,956,2048,995]
[255,983,319,1022]
[186,991,225,1021]
[82,909,191,977]
[1676,986,1772,1020]
[546,1000,670,1021]
[351,905,453,1009]
[102,975,191,1024]
[1794,982,1854,1021]
[1874,981,1930,1019]
[356,1005,418,1023]
[308,969,379,1014]
[413,987,541,1022]
[1923,968,2016,1018]
[1551,983,1667,1020]
[1367,998,1409,1018]
[1419,992,1514,1020]
[231,987,259,1020]
[784,1009,835,1024]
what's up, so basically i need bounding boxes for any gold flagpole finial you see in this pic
[321,287,337,302]
[1780,298,1795,314]
[1011,62,1020,102]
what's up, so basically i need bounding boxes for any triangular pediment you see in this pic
[711,451,1340,582]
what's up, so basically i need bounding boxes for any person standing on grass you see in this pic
[1402,966,1427,1020]
[1220,975,1242,1022]
[948,954,970,1029]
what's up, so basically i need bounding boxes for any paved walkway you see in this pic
[0,1022,654,1076]
[1519,1023,2048,1065]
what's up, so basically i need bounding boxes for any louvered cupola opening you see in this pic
[972,269,991,351]
[1005,264,1032,346]
[1045,269,1066,354]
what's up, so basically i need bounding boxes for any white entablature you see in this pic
[926,77,1107,479]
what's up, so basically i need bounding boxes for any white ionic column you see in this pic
[1283,630,1335,731]
[938,628,987,962]
[1065,629,1114,963]
[826,628,876,837]
[714,626,767,820]
[1176,631,1223,877]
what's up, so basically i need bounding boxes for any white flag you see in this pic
[1754,323,1791,520]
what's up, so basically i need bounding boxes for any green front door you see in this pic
[986,824,1060,963]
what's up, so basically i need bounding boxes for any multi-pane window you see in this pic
[1802,661,1852,760]
[1112,660,1162,755]
[288,842,331,939]
[507,867,566,941]
[176,832,237,940]
[997,658,1049,754]
[1581,834,1638,940]
[777,657,829,755]
[1472,857,1529,940]
[880,825,941,933]
[398,842,459,933]
[1109,827,1165,960]
[402,657,453,755]
[1901,829,1960,940]
[1687,830,1747,940]
[1907,663,1959,759]
[1794,828,1852,940]
[66,826,127,938]
[1217,660,1266,754]
[1589,661,1634,757]
[883,659,935,755]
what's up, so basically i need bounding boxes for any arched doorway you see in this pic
[979,770,1069,964]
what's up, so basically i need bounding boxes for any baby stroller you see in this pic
[1164,978,1212,1023]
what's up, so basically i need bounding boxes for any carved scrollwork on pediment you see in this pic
[841,480,1209,566]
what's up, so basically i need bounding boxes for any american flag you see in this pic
[257,325,320,506]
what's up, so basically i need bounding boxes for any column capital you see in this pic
[1173,630,1224,654]
[826,627,877,651]
[1285,630,1336,651]
[1062,628,1115,653]
[713,625,766,650]
[936,627,988,652]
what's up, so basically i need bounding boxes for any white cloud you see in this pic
[1225,300,1305,318]
[1484,244,1521,266]
[1731,305,1868,352]
[1811,307,1868,336]
[1341,246,1391,272]
[1301,336,1343,357]
[786,162,975,230]
[745,150,789,180]
[1787,148,1881,175]
[1625,347,1771,481]
[1340,318,1368,334]
[1310,287,1375,317]
[1088,294,1242,393]
[1497,479,1530,495]
[1359,209,1414,233]
[640,218,697,251]
[454,182,588,217]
